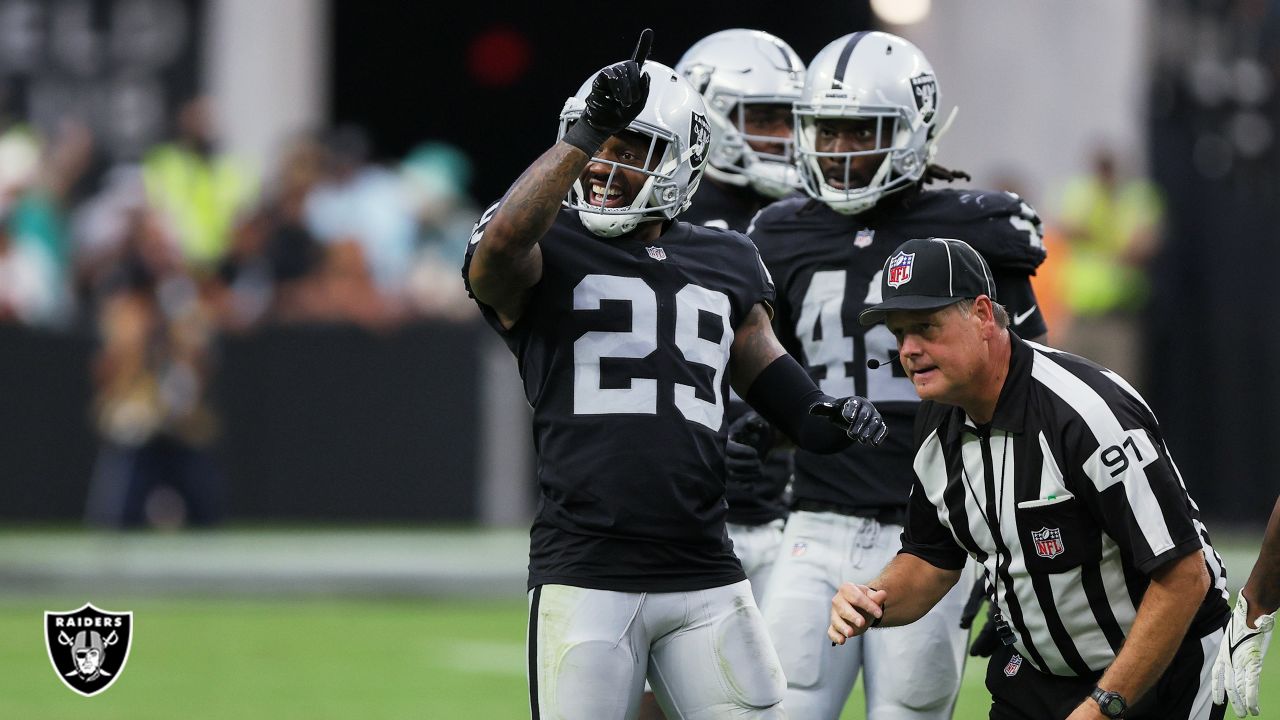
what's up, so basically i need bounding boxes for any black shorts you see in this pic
[985,628,1227,719]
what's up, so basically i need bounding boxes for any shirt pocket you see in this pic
[1013,495,1101,574]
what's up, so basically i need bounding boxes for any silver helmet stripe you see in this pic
[831,31,871,89]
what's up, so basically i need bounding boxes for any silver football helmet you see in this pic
[795,31,943,215]
[558,60,712,237]
[675,29,805,199]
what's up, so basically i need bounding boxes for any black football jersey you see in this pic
[679,179,768,234]
[749,187,1048,510]
[684,181,793,525]
[463,204,775,592]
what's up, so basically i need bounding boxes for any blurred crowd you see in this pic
[0,95,480,528]
[0,95,479,334]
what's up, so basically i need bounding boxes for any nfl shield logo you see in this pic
[646,246,667,261]
[1032,527,1065,559]
[45,603,133,697]
[791,542,808,557]
[1003,653,1023,677]
[886,251,914,288]
[854,229,874,248]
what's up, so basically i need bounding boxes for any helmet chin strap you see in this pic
[931,106,959,145]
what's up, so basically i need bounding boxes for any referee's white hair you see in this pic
[954,298,1010,329]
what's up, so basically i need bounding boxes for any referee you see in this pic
[827,238,1230,719]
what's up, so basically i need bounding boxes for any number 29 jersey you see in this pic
[749,188,1048,510]
[463,205,776,592]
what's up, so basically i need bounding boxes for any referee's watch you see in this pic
[1090,687,1127,718]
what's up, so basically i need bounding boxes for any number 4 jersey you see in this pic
[749,188,1049,510]
[463,205,776,592]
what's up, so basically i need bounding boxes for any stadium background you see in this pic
[0,0,1276,717]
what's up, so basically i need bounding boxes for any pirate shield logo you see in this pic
[45,603,133,696]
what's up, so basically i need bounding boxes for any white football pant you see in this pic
[728,519,786,607]
[528,580,788,719]
[761,511,971,720]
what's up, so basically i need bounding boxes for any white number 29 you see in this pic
[572,274,731,430]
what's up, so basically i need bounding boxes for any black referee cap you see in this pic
[858,237,996,326]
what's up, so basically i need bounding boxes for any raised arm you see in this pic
[467,30,653,328]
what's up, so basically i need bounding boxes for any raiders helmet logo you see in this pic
[45,603,133,697]
[689,111,712,169]
[910,74,937,124]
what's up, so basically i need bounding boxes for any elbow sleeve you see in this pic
[744,355,851,454]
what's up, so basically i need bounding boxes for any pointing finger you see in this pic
[631,28,653,65]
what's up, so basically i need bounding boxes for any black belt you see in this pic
[793,500,907,526]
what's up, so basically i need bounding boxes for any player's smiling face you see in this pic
[886,302,987,405]
[814,117,885,190]
[579,130,666,210]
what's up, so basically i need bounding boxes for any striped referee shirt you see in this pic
[901,333,1229,677]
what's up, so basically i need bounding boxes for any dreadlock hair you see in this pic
[922,163,971,185]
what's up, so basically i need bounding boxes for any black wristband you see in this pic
[562,121,612,157]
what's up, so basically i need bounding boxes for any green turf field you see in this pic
[3,595,1276,719]
[0,528,1273,718]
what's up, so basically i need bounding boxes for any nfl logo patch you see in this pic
[1003,653,1023,677]
[886,251,914,288]
[791,542,807,557]
[854,229,874,248]
[645,246,667,261]
[1032,527,1065,559]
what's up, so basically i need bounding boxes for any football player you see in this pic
[463,30,887,719]
[747,31,1050,720]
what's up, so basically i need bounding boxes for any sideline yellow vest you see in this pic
[143,146,257,268]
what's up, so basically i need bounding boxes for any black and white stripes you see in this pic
[905,335,1229,677]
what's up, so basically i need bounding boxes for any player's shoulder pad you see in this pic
[679,220,757,252]
[913,188,1046,273]
[746,196,812,236]
[466,199,503,252]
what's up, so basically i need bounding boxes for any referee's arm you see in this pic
[828,554,963,643]
[1065,552,1209,718]
[829,479,967,643]
[1068,403,1213,715]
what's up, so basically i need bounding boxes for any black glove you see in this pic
[808,396,888,445]
[969,604,1002,658]
[725,438,765,487]
[728,411,775,456]
[725,411,772,488]
[563,28,653,156]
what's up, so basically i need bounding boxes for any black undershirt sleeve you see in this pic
[744,354,853,455]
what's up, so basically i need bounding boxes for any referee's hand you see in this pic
[828,582,888,645]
